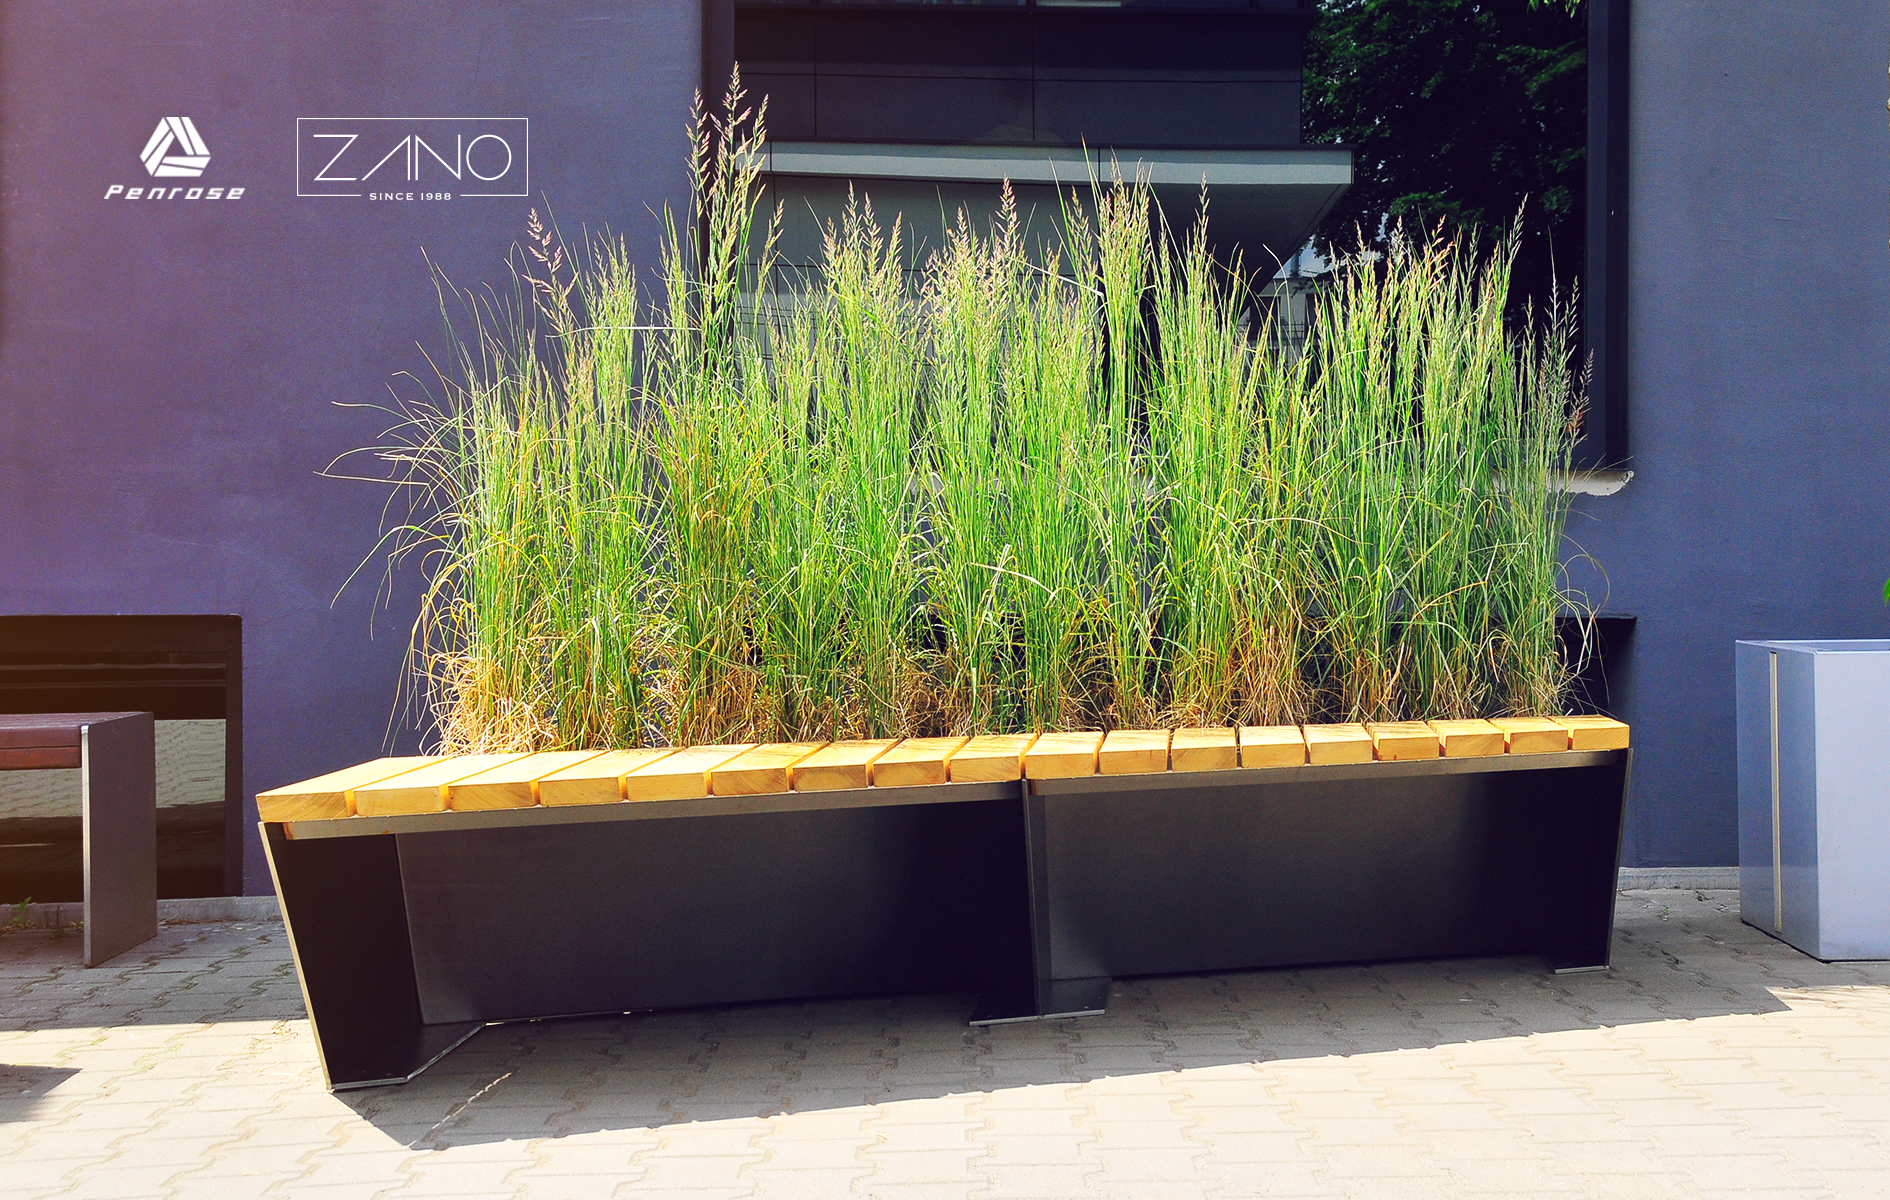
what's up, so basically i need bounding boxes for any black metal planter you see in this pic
[261,782,1032,1090]
[262,749,1628,1090]
[977,749,1633,1024]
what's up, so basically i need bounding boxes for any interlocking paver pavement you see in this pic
[5,890,1890,1199]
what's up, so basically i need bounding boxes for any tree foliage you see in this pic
[1304,0,1587,310]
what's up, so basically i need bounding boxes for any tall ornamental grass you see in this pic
[368,85,1589,752]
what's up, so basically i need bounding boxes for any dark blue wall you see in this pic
[0,1,698,892]
[1570,0,1890,866]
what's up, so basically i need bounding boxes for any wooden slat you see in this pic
[1303,724,1374,765]
[1428,719,1506,758]
[0,745,82,770]
[1099,729,1170,776]
[949,733,1038,783]
[538,748,677,807]
[0,725,79,750]
[1553,715,1631,751]
[1024,731,1103,780]
[871,736,969,788]
[1240,725,1307,768]
[710,742,827,796]
[790,739,900,792]
[1170,727,1237,773]
[448,750,610,811]
[1365,721,1442,762]
[255,756,442,822]
[623,744,755,802]
[352,754,528,817]
[1491,717,1570,755]
[0,714,121,749]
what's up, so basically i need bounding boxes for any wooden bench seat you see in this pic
[255,718,1631,823]
[0,712,99,770]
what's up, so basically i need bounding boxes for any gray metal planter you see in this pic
[1736,640,1890,959]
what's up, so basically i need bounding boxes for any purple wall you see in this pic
[0,1,699,892]
[1565,0,1890,868]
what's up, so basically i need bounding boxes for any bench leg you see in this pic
[969,791,1111,1026]
[1528,751,1634,974]
[82,713,157,967]
[262,824,483,1090]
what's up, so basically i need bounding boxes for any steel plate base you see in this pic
[968,975,1111,1025]
[328,1022,487,1092]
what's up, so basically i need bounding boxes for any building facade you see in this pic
[0,0,1883,895]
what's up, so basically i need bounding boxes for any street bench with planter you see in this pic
[259,717,1630,1091]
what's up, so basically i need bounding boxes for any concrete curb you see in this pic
[5,895,282,930]
[1617,867,1739,890]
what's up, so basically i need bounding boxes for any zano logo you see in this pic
[295,117,529,201]
[102,116,247,201]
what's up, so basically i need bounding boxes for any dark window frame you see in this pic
[709,0,1629,464]
[1583,0,1629,468]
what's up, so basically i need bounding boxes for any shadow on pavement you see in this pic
[333,893,1854,1150]
[9,891,1887,1151]
[0,1064,80,1125]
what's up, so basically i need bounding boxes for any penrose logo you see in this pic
[295,117,529,201]
[103,116,247,201]
[140,117,210,177]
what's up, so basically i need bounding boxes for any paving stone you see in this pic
[967,1161,1100,1197]
[1519,1138,1670,1176]
[1082,1143,1213,1180]
[0,1156,108,1192]
[94,1131,235,1169]
[1433,1157,1585,1194]
[745,1167,875,1196]
[1175,1078,1281,1107]
[1199,1160,1341,1195]
[1281,1090,1390,1120]
[1511,1112,1647,1143]
[287,1152,419,1188]
[855,1148,987,1187]
[853,1184,994,1200]
[973,1132,1096,1165]
[1547,1177,1694,1200]
[1386,1103,1511,1133]
[1412,1128,1549,1161]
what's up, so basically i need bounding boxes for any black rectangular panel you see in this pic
[818,10,1031,74]
[1028,754,1629,984]
[1035,81,1300,147]
[819,75,1034,143]
[747,72,818,138]
[1582,0,1630,465]
[0,615,241,901]
[735,6,816,70]
[397,799,1028,1024]
[1038,773,1531,979]
[1032,11,1304,74]
[80,713,156,966]
[1517,761,1633,970]
[262,826,442,1089]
